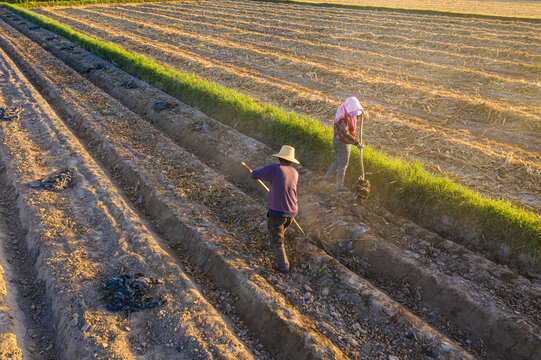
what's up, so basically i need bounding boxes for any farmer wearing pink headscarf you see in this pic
[324,97,364,191]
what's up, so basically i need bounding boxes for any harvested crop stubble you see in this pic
[34,0,541,212]
[38,2,541,134]
[192,2,541,62]
[0,18,470,357]
[296,0,541,18]
[106,2,541,89]
[4,12,540,358]
[40,3,541,113]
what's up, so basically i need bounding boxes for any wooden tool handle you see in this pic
[242,162,269,191]
[292,219,306,236]
[359,115,365,180]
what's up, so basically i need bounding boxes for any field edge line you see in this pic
[3,0,170,9]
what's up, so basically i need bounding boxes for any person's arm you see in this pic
[251,164,275,182]
[336,117,359,145]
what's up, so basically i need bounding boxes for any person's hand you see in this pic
[356,143,364,150]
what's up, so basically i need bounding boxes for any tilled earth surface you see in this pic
[32,0,541,213]
[0,32,258,359]
[0,7,539,360]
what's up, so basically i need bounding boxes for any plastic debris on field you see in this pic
[104,272,164,318]
[201,122,212,133]
[83,63,105,74]
[121,80,138,89]
[350,223,370,239]
[152,102,176,112]
[0,106,22,122]
[153,102,168,112]
[29,169,75,191]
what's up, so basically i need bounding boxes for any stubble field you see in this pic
[34,0,541,213]
[299,0,541,18]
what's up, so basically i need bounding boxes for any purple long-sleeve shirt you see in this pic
[251,164,298,217]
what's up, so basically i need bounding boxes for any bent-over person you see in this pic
[251,145,299,274]
[325,97,364,191]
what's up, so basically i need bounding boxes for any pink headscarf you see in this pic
[334,97,364,128]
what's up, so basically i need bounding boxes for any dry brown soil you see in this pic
[34,0,541,213]
[0,14,453,360]
[0,5,540,360]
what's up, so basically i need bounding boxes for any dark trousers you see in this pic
[267,213,293,272]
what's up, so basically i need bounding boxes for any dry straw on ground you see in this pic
[35,0,541,212]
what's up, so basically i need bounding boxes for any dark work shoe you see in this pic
[273,263,290,275]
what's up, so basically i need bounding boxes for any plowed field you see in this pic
[34,0,541,213]
[0,3,540,360]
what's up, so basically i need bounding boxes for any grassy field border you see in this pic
[1,3,539,263]
[3,0,167,7]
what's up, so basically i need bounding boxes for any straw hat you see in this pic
[272,145,300,164]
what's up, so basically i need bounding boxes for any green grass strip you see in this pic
[3,3,539,262]
[4,0,168,8]
[260,0,541,22]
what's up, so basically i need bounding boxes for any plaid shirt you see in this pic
[334,97,363,145]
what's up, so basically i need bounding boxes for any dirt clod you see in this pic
[354,177,371,201]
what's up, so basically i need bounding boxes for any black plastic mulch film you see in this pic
[0,106,22,122]
[104,273,164,318]
[29,169,75,191]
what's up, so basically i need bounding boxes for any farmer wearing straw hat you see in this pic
[251,145,299,274]
[324,97,364,191]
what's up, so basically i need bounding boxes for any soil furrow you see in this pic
[0,19,257,360]
[15,20,539,359]
[29,6,541,213]
[0,15,481,360]
[0,194,25,360]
